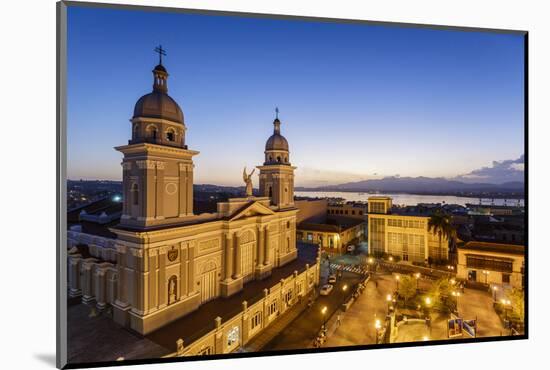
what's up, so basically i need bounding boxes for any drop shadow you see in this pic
[34,353,57,367]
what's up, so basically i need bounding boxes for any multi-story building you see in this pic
[67,58,320,352]
[295,199,365,252]
[367,196,449,262]
[327,202,367,220]
[456,241,524,289]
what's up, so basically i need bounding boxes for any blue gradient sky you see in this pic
[67,6,525,186]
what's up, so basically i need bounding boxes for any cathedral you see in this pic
[67,56,320,343]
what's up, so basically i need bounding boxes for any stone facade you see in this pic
[66,61,308,337]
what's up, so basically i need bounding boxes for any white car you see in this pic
[320,284,334,296]
[328,274,337,284]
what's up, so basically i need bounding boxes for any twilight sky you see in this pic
[67,6,525,187]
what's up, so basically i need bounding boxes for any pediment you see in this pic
[229,201,275,221]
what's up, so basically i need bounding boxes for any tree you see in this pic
[428,211,457,261]
[428,277,454,312]
[507,288,525,323]
[398,275,417,306]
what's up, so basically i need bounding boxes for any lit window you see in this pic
[227,326,239,347]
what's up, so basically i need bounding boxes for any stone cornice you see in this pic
[115,143,199,158]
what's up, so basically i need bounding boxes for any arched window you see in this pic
[285,157,288,162]
[269,155,272,161]
[277,156,281,162]
[146,124,158,140]
[268,186,273,198]
[133,124,139,139]
[166,128,176,141]
[131,183,139,205]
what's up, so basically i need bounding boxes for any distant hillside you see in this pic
[296,176,524,195]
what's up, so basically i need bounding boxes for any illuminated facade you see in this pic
[457,241,524,289]
[367,196,449,262]
[67,60,319,340]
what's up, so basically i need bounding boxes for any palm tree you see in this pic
[428,210,456,261]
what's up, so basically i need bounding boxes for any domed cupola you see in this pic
[129,46,187,148]
[264,108,290,165]
[132,63,184,124]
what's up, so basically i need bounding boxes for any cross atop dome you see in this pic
[154,45,167,65]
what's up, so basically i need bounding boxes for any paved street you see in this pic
[324,273,393,347]
[262,261,364,351]
[457,287,505,337]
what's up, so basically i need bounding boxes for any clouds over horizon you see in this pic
[453,155,524,184]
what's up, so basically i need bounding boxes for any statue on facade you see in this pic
[168,276,177,305]
[243,167,255,197]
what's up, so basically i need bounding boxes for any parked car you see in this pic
[347,245,356,253]
[320,284,334,296]
[328,274,337,284]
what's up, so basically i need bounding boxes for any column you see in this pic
[187,243,195,294]
[178,163,187,217]
[234,234,242,278]
[95,270,107,309]
[155,161,165,219]
[187,165,194,215]
[257,227,264,268]
[224,233,234,281]
[264,229,270,265]
[115,246,128,306]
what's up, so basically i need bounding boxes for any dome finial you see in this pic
[152,45,169,93]
[273,107,281,134]
[154,45,167,65]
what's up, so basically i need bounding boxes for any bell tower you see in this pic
[257,109,296,209]
[115,47,199,229]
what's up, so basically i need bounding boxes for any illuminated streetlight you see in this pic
[482,270,490,285]
[452,291,461,314]
[342,284,348,292]
[374,319,382,344]
[491,286,501,304]
[414,272,421,290]
[422,336,429,341]
[389,256,394,262]
[425,297,432,306]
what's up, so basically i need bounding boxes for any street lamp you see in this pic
[343,284,348,292]
[492,285,499,302]
[414,272,421,290]
[374,319,382,344]
[389,256,394,262]
[386,294,392,312]
[395,274,400,290]
[500,299,511,321]
[452,291,461,314]
[368,257,374,272]
[482,270,490,285]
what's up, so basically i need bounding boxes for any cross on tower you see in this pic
[275,107,279,119]
[154,45,167,65]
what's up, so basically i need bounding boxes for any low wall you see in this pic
[164,262,321,357]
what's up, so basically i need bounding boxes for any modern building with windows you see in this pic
[67,59,320,356]
[367,196,449,262]
[456,241,525,289]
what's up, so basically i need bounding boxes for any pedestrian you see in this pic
[337,314,341,327]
